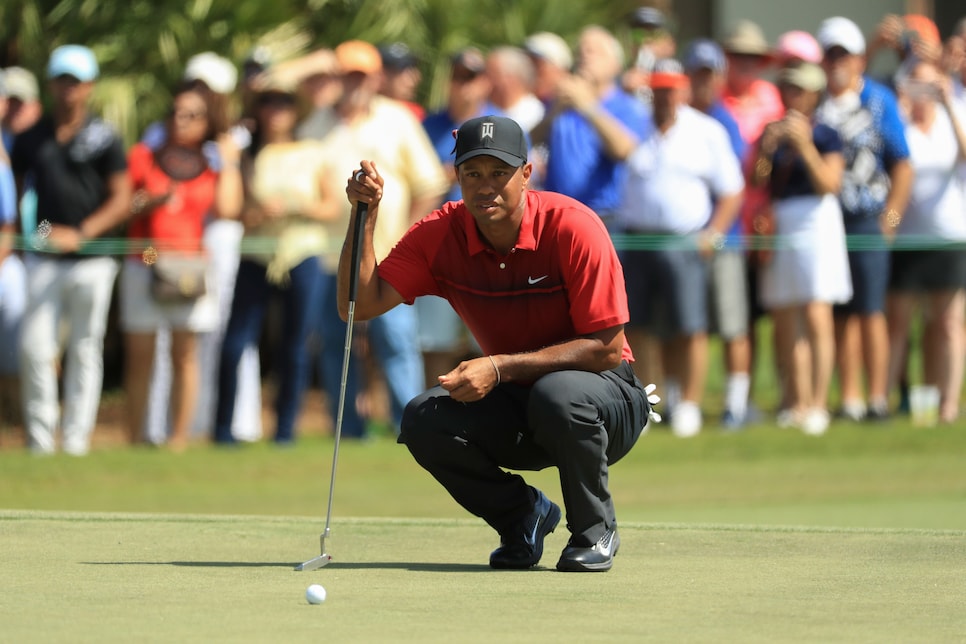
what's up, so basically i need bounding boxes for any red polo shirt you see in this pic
[378,190,633,362]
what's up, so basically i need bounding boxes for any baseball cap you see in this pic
[3,67,39,101]
[902,14,940,46]
[722,20,770,56]
[184,52,238,94]
[683,39,726,73]
[379,43,419,71]
[778,62,826,92]
[452,115,528,167]
[451,47,486,76]
[630,7,666,29]
[335,40,382,75]
[817,17,866,56]
[524,32,573,71]
[47,44,99,82]
[775,30,823,64]
[649,58,689,89]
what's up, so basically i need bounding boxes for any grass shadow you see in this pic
[82,560,517,573]
[326,561,496,573]
[82,561,294,568]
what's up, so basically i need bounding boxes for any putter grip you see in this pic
[348,200,368,301]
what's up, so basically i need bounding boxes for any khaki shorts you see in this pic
[119,257,219,333]
[708,250,749,340]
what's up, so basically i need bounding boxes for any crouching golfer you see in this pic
[338,116,658,572]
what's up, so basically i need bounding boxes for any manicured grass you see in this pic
[3,386,965,642]
[3,511,965,643]
[3,418,966,529]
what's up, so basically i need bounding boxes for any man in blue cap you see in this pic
[684,39,754,430]
[11,45,131,455]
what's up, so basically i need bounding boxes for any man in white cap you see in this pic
[814,16,913,423]
[524,32,573,107]
[12,45,132,455]
[486,46,545,133]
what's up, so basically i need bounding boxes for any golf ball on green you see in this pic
[306,584,327,604]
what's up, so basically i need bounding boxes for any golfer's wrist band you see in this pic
[488,355,501,385]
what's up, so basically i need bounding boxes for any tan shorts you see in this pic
[119,257,220,333]
[708,250,749,340]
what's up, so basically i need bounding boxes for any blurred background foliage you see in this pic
[0,0,651,145]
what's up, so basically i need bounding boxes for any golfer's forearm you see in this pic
[336,203,387,321]
[489,328,624,383]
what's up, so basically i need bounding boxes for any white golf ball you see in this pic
[305,583,327,604]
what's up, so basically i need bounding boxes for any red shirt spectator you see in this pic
[127,142,217,252]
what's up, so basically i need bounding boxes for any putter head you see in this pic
[295,553,331,571]
[295,533,331,571]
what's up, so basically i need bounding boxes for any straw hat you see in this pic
[722,20,770,56]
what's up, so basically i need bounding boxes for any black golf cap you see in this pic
[452,115,528,167]
[631,7,665,29]
[379,42,419,70]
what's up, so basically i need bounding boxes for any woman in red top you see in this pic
[121,83,243,450]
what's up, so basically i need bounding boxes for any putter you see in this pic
[296,171,370,572]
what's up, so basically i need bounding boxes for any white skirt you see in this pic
[759,193,853,309]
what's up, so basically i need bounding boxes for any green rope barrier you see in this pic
[6,232,966,256]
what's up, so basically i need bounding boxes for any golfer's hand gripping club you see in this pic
[348,169,371,302]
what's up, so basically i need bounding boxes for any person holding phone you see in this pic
[754,64,850,435]
[887,59,966,424]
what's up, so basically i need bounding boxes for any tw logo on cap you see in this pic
[452,115,528,168]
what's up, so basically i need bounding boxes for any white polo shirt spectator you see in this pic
[617,59,744,439]
[619,104,744,233]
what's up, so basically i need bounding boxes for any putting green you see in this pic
[3,510,964,642]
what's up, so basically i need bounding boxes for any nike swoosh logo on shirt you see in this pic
[528,275,549,285]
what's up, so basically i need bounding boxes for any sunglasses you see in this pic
[451,68,481,83]
[257,93,296,107]
[171,109,207,122]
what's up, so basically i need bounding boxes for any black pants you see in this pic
[399,361,650,545]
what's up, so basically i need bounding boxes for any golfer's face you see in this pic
[457,156,531,225]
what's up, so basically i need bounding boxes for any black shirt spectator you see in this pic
[12,115,127,232]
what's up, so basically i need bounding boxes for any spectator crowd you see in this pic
[1,7,966,453]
